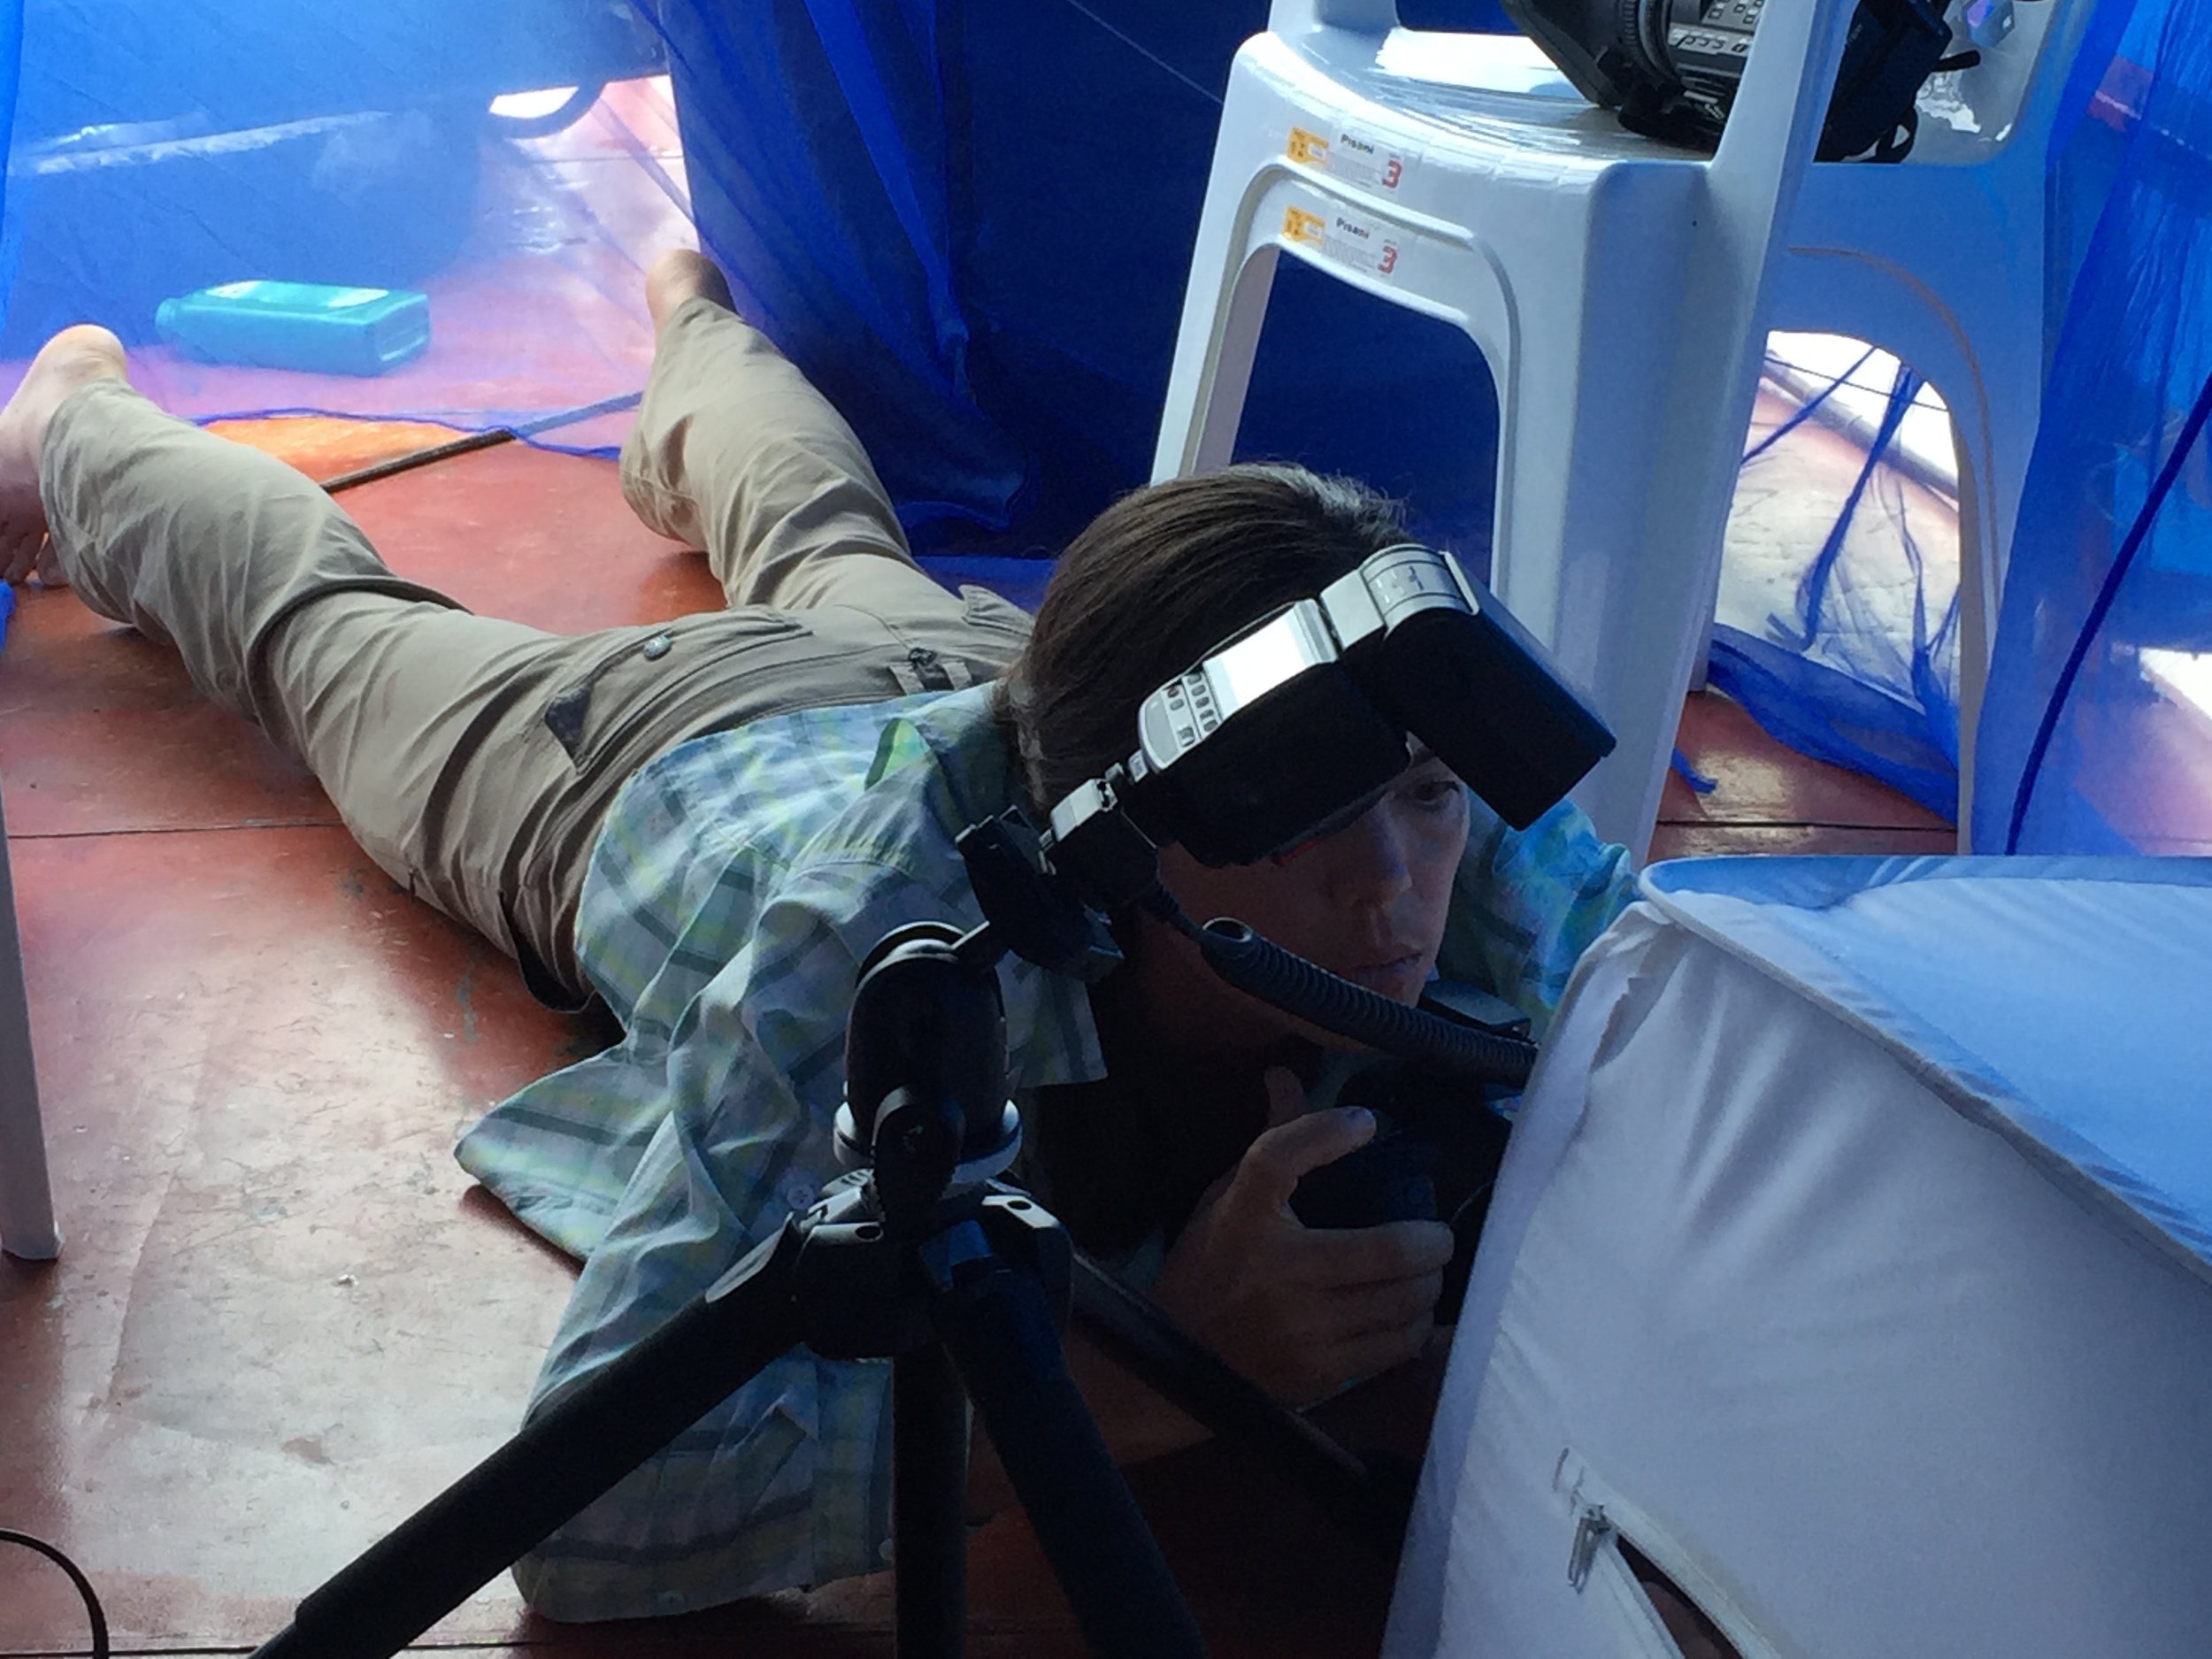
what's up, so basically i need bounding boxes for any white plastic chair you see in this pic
[1768,0,2107,842]
[0,786,57,1261]
[1153,0,2095,854]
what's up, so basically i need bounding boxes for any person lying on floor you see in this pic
[0,248,1632,1620]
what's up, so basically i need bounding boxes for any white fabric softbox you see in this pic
[1386,856,2212,1659]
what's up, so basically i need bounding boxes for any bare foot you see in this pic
[0,325,128,586]
[643,248,736,335]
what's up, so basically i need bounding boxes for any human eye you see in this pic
[1400,768,1465,812]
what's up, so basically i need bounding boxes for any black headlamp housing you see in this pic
[1040,545,1614,902]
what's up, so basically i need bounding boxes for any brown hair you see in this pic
[993,463,1409,812]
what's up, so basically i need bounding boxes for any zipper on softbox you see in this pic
[1555,1449,1785,1659]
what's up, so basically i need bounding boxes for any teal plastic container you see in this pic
[153,280,431,376]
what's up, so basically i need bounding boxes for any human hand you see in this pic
[1149,1067,1455,1408]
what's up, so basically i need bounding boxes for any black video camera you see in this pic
[1502,0,1957,160]
[1286,988,1528,1323]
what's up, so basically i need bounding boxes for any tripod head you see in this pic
[835,920,1025,1237]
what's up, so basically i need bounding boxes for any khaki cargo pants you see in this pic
[40,298,1033,1006]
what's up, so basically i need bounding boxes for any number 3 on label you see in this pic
[1377,242,1400,275]
[1382,157,1403,188]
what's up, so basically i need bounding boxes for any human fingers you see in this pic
[1223,1106,1377,1217]
[1294,1217,1455,1288]
[1316,1311,1438,1387]
[1262,1064,1310,1131]
[1324,1268,1445,1336]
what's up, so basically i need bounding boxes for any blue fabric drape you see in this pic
[657,0,1509,555]
[1703,4,2148,827]
[1975,0,2212,855]
[0,0,19,320]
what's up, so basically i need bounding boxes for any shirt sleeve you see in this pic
[1435,795,1637,1037]
[511,860,959,1619]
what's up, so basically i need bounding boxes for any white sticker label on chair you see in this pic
[1286,124,1416,193]
[1282,204,1402,280]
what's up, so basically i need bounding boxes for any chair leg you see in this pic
[1154,220,1282,480]
[1480,288,1747,859]
[1548,548,1730,863]
[0,796,58,1263]
[1892,355,2024,852]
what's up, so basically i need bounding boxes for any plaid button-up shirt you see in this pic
[457,684,1631,1620]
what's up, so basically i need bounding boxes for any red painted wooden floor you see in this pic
[0,421,1947,1657]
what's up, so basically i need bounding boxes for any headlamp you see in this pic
[956,544,1598,1080]
[1041,544,1614,904]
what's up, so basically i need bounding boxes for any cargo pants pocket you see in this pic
[541,613,809,772]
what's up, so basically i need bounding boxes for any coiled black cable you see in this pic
[1141,889,1540,1088]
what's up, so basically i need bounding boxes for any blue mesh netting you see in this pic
[1709,344,1968,818]
[1974,0,2212,855]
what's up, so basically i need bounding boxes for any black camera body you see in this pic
[1501,0,1955,159]
[1286,1019,1525,1325]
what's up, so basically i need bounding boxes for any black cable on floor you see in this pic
[315,388,645,496]
[0,1528,111,1658]
[319,427,517,495]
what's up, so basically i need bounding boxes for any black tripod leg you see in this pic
[1069,1252,1411,1554]
[931,1251,1207,1659]
[253,1225,808,1659]
[893,1344,971,1659]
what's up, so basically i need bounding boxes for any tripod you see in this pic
[250,896,1479,1659]
[247,918,1376,1659]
